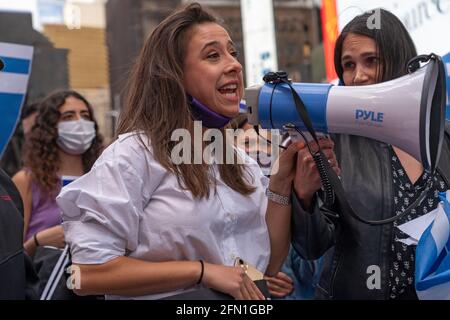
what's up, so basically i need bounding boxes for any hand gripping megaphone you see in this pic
[245,54,447,225]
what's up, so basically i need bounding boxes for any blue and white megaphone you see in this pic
[245,54,447,170]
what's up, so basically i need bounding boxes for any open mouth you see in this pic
[218,83,238,99]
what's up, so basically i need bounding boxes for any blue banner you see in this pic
[0,42,33,158]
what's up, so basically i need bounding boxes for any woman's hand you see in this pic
[265,272,294,298]
[202,263,266,300]
[293,138,340,209]
[269,141,304,196]
[36,225,66,248]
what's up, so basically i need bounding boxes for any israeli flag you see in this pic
[61,175,79,187]
[415,190,450,300]
[0,42,34,157]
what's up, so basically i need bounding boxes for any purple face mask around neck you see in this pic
[188,95,233,129]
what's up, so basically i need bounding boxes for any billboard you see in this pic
[335,0,450,57]
[324,0,450,118]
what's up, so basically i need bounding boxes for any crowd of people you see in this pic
[0,2,449,300]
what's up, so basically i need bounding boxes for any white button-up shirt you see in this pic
[56,132,270,299]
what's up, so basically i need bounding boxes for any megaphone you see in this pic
[244,54,447,170]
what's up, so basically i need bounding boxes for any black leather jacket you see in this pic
[291,122,450,299]
[0,169,39,299]
[0,168,26,299]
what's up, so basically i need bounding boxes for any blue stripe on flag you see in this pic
[0,92,25,157]
[0,56,31,74]
[415,222,439,291]
[61,176,80,186]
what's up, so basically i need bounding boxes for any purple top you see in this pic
[25,180,62,241]
[189,96,233,128]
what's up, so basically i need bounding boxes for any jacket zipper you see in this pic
[329,242,342,299]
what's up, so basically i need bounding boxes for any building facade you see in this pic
[106,0,324,113]
[41,0,112,141]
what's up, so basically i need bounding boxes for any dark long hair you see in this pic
[334,8,417,84]
[24,90,104,196]
[117,3,255,198]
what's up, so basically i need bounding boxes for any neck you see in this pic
[57,149,85,176]
[392,146,424,184]
[189,96,232,129]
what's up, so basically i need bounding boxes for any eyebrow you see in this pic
[201,40,235,52]
[341,51,378,61]
[61,110,90,115]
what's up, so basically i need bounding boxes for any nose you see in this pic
[353,65,370,86]
[224,54,242,74]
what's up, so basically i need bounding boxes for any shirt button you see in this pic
[230,253,236,260]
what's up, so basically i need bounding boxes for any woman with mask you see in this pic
[291,9,450,299]
[54,3,326,300]
[12,90,104,256]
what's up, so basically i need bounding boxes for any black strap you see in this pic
[319,149,433,225]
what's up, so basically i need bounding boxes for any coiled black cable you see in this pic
[312,152,335,206]
[290,126,335,206]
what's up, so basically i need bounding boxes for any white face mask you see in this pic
[57,119,96,155]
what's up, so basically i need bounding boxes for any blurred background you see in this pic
[1,0,449,175]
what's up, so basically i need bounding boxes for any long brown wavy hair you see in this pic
[24,90,104,197]
[117,3,255,198]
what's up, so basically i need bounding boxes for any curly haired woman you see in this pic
[12,90,104,256]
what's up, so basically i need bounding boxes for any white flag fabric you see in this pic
[415,191,450,300]
[0,42,33,157]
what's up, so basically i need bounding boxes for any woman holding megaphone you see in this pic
[55,3,304,300]
[291,8,450,300]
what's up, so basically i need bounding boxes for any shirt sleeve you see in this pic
[291,192,337,260]
[56,134,162,264]
[235,147,269,216]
